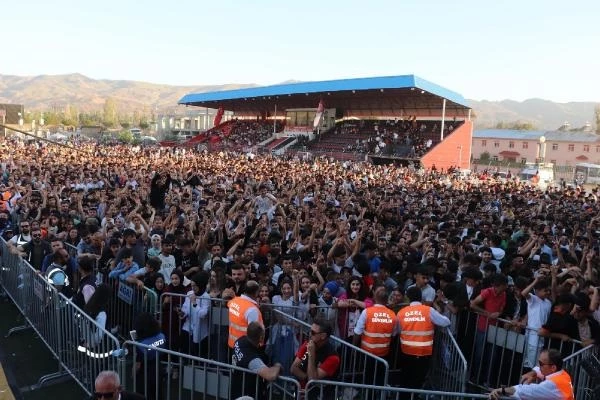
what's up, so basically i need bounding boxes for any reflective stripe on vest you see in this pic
[398,304,435,356]
[227,296,262,348]
[546,370,574,400]
[360,306,395,357]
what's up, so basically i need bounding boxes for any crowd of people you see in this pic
[1,134,596,400]
[334,117,461,157]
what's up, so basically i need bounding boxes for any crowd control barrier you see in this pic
[119,340,301,400]
[271,308,390,386]
[0,238,123,396]
[305,380,512,400]
[454,310,584,389]
[105,277,159,340]
[427,327,468,393]
[563,344,599,400]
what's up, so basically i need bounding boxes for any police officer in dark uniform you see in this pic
[231,321,282,399]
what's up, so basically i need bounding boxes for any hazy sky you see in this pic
[2,0,598,102]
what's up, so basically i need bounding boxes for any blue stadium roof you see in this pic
[178,75,470,115]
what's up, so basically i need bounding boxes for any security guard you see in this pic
[398,286,450,393]
[227,280,263,349]
[231,321,282,399]
[489,348,574,400]
[353,285,397,386]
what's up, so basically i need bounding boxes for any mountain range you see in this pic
[0,73,597,130]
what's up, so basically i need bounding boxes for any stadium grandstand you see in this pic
[178,75,473,170]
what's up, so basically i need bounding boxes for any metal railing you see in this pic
[119,340,301,400]
[105,277,159,341]
[304,379,512,400]
[454,310,584,389]
[0,238,122,396]
[563,344,599,400]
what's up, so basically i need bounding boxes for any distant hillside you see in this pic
[468,98,598,130]
[0,73,597,130]
[0,73,256,114]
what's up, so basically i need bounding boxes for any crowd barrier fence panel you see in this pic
[453,310,584,389]
[119,340,301,400]
[158,295,319,367]
[0,238,123,396]
[106,277,158,340]
[427,327,468,393]
[563,344,599,400]
[158,296,389,386]
[304,379,513,400]
[271,308,390,386]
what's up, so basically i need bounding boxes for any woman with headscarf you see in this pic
[161,269,189,368]
[181,271,211,357]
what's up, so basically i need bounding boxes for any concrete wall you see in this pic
[421,120,473,171]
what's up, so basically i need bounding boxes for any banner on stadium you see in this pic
[313,99,324,128]
[213,106,224,127]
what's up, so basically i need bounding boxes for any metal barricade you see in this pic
[457,310,584,389]
[158,295,321,371]
[304,379,511,400]
[271,308,390,386]
[63,242,78,260]
[563,344,599,400]
[0,238,123,396]
[119,340,301,400]
[106,277,158,340]
[54,293,123,395]
[427,327,468,393]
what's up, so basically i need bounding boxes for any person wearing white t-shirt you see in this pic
[158,240,177,284]
[521,276,553,369]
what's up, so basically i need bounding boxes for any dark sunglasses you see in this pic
[93,392,115,399]
[310,330,323,336]
[32,234,42,238]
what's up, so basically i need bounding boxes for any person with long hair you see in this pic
[268,275,299,375]
[208,263,228,298]
[335,276,373,341]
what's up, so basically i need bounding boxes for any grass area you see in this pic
[0,295,86,400]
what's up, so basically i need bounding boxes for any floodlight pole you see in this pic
[440,98,447,141]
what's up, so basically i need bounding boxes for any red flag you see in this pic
[313,99,324,129]
[213,106,224,127]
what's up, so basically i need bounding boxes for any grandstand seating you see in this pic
[183,119,283,150]
[291,118,463,160]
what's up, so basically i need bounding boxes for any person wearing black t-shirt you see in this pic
[231,322,282,399]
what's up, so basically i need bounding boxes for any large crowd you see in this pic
[0,134,598,398]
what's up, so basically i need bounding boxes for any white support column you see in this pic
[440,98,447,141]
[205,108,209,130]
[468,109,472,121]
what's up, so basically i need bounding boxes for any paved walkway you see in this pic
[0,296,85,400]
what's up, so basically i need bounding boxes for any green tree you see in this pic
[139,121,150,130]
[120,121,131,129]
[117,129,134,144]
[103,98,118,128]
[62,104,79,126]
[479,152,491,161]
[595,105,600,134]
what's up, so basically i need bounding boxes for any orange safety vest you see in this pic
[227,296,263,348]
[361,305,395,356]
[0,191,11,212]
[546,370,574,400]
[398,304,435,356]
